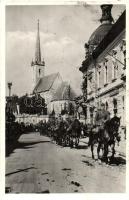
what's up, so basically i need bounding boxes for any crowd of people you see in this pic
[6,103,124,161]
[37,115,87,148]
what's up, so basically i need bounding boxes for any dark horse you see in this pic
[90,116,121,162]
[68,118,81,148]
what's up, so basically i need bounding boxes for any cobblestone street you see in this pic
[6,133,126,193]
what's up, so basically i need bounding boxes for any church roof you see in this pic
[33,73,59,93]
[51,82,77,102]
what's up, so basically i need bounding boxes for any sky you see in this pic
[6,4,125,97]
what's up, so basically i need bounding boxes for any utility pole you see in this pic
[8,82,12,97]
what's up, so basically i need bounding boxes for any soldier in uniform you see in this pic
[94,102,110,136]
[88,103,110,146]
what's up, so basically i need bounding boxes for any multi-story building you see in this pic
[79,5,126,129]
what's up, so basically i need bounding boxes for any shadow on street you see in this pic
[6,139,50,157]
[6,167,37,176]
[109,156,126,166]
[76,144,89,149]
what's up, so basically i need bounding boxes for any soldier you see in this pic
[94,102,110,135]
[88,103,110,146]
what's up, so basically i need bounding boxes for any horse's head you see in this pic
[111,116,121,134]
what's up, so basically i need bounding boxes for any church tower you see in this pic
[31,19,45,89]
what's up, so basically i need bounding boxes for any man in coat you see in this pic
[94,102,110,136]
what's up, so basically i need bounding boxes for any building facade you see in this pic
[80,5,126,128]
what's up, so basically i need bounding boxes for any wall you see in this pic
[16,114,49,125]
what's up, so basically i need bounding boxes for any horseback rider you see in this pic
[94,102,110,136]
[88,103,110,146]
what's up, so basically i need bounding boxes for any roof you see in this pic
[80,10,125,72]
[93,10,125,59]
[88,4,113,52]
[88,23,112,46]
[33,73,59,93]
[51,82,77,101]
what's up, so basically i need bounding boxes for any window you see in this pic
[122,96,125,110]
[104,58,108,85]
[106,102,108,111]
[98,71,100,88]
[39,69,41,76]
[112,50,118,80]
[122,96,125,125]
[87,71,93,94]
[113,98,117,114]
[97,65,101,89]
[104,62,108,85]
[120,39,126,69]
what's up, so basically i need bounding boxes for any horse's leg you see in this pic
[111,143,115,159]
[103,143,108,163]
[97,142,101,159]
[91,143,94,159]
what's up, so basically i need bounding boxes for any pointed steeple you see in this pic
[31,19,45,67]
[35,19,41,64]
[31,20,45,89]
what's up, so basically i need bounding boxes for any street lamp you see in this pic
[8,82,12,97]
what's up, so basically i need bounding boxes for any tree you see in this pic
[18,94,47,115]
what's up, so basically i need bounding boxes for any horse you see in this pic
[69,118,81,148]
[55,120,68,146]
[90,116,121,162]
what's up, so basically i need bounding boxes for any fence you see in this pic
[15,114,49,125]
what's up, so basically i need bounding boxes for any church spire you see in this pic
[35,19,41,64]
[31,20,45,89]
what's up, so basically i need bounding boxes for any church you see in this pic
[31,20,76,115]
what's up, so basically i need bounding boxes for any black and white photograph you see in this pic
[4,2,126,194]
